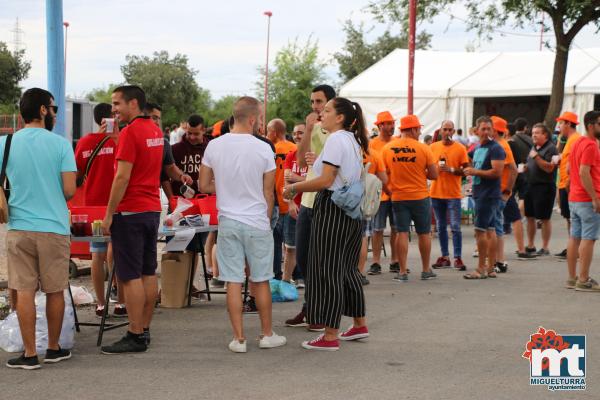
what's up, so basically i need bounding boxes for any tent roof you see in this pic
[340,48,600,99]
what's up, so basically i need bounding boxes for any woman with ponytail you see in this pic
[283,97,370,351]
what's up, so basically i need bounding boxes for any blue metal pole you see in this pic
[46,0,66,137]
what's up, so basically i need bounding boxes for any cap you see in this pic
[399,115,422,131]
[212,120,223,137]
[491,116,508,134]
[375,111,395,125]
[555,111,579,125]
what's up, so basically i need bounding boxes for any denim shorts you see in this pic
[474,197,499,232]
[494,199,507,236]
[282,213,297,248]
[570,202,600,240]
[217,216,274,283]
[90,242,108,253]
[373,200,394,232]
[392,198,431,234]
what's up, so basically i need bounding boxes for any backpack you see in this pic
[361,161,382,219]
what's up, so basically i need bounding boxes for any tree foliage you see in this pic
[0,42,31,107]
[367,0,600,127]
[121,50,204,127]
[86,84,120,104]
[256,38,326,128]
[334,19,431,82]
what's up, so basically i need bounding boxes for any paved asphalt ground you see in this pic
[1,215,598,399]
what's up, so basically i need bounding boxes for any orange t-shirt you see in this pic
[382,137,435,201]
[497,138,515,192]
[429,141,469,199]
[369,137,394,199]
[558,132,581,189]
[363,149,385,175]
[274,139,297,214]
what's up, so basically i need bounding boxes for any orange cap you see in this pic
[375,111,395,125]
[491,116,508,134]
[399,114,422,130]
[212,120,223,137]
[556,111,579,125]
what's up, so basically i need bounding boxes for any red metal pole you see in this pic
[408,0,416,115]
[263,11,272,133]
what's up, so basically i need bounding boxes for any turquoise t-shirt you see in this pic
[0,128,77,235]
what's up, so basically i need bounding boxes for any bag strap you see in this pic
[1,134,13,189]
[81,135,111,185]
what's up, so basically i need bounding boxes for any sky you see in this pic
[1,0,600,101]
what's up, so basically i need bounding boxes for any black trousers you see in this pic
[305,190,366,329]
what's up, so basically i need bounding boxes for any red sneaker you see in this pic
[302,335,339,351]
[339,325,369,341]
[454,257,466,271]
[432,257,451,269]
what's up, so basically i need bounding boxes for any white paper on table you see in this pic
[164,228,195,252]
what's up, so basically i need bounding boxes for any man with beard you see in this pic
[101,86,164,354]
[200,96,287,353]
[2,88,77,369]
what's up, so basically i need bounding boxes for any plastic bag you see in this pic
[269,279,299,302]
[164,197,194,228]
[0,290,75,353]
[71,285,94,305]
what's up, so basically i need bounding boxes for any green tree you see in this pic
[334,19,431,82]
[121,50,204,127]
[86,83,120,104]
[0,42,31,107]
[256,38,326,128]
[203,95,237,124]
[367,0,600,128]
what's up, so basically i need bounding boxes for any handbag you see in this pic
[76,135,111,187]
[330,133,365,220]
[0,134,13,224]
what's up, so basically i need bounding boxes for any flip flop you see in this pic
[464,270,487,280]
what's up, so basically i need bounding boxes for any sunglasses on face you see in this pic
[48,105,58,113]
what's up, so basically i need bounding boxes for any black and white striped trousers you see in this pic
[306,190,366,329]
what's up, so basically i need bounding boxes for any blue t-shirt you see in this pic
[0,128,77,235]
[471,140,505,200]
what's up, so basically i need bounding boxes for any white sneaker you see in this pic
[258,332,287,349]
[228,339,247,353]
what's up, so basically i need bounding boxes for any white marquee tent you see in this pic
[339,48,600,135]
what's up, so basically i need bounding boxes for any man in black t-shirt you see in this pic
[524,123,558,256]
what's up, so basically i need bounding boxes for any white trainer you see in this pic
[228,339,247,353]
[258,332,287,349]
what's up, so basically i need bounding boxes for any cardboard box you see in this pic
[160,252,193,308]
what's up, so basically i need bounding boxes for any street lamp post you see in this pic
[407,0,416,115]
[263,11,272,133]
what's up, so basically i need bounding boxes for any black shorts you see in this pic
[513,176,528,200]
[503,194,521,224]
[112,212,160,281]
[524,184,556,221]
[559,188,570,219]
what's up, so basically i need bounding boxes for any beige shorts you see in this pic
[7,230,70,293]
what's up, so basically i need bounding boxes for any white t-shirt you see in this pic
[202,133,276,231]
[313,130,362,191]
